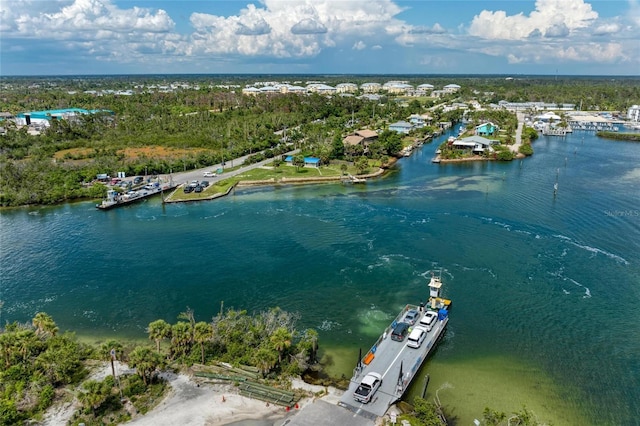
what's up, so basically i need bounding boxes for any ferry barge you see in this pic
[339,273,451,420]
[96,181,177,210]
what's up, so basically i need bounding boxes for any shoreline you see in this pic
[42,361,344,426]
[163,167,387,203]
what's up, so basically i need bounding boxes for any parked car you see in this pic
[194,185,203,193]
[407,326,428,349]
[391,322,410,342]
[203,171,216,177]
[183,185,193,193]
[190,180,199,188]
[133,176,144,185]
[419,311,438,332]
[353,372,382,404]
[200,180,209,188]
[404,309,420,326]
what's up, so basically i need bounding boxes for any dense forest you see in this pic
[1,75,638,206]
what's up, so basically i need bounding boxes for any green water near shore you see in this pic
[2,128,639,425]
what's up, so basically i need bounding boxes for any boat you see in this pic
[96,180,178,210]
[339,273,451,420]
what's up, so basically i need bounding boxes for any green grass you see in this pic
[166,160,381,202]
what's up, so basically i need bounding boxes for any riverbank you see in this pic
[163,167,386,203]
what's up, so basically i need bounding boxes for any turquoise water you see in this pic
[1,128,639,424]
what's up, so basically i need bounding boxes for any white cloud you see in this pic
[0,0,637,74]
[185,0,407,58]
[630,0,640,26]
[11,0,174,38]
[462,0,638,67]
[352,41,366,50]
[592,23,622,36]
[545,23,570,38]
[291,18,327,35]
[469,0,597,40]
[409,23,446,35]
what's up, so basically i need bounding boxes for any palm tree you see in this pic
[147,319,171,352]
[128,346,164,386]
[253,346,278,377]
[170,322,192,359]
[32,312,58,338]
[270,327,292,364]
[193,321,213,364]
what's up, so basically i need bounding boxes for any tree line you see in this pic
[2,75,636,206]
[0,306,319,424]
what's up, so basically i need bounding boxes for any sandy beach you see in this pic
[41,362,341,426]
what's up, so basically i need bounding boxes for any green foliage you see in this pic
[355,157,370,175]
[482,405,546,426]
[331,134,345,159]
[413,397,444,426]
[483,407,507,425]
[292,155,305,171]
[378,130,403,155]
[0,313,89,423]
[494,146,515,161]
[596,131,640,142]
[128,346,165,386]
[522,126,539,143]
[123,374,146,397]
[147,319,171,352]
[519,142,534,156]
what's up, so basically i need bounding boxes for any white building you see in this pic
[443,84,461,93]
[361,83,381,93]
[336,83,358,94]
[628,105,640,122]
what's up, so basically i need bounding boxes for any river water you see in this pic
[2,127,639,424]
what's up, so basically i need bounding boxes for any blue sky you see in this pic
[1,0,638,76]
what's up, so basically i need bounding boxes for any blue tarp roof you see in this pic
[284,156,320,164]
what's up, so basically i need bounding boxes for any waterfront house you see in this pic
[452,136,497,155]
[475,122,498,136]
[409,114,432,128]
[343,129,379,148]
[389,121,413,134]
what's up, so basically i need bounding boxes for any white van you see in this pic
[419,311,438,332]
[407,326,427,349]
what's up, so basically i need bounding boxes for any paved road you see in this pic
[510,112,525,153]
[158,148,300,188]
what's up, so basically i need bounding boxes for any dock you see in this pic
[96,181,177,210]
[338,275,450,420]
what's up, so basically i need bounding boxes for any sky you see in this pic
[1,0,639,76]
